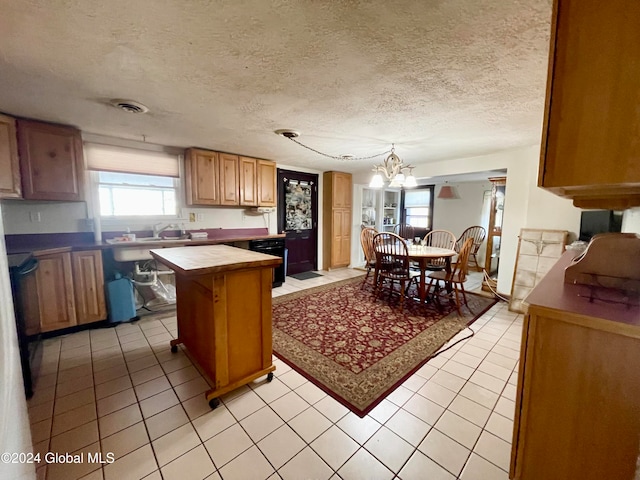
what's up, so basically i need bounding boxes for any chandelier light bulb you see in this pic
[404,174,417,188]
[369,173,384,188]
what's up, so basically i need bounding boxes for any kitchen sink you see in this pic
[111,238,191,261]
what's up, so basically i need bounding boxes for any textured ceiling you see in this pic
[0,0,552,178]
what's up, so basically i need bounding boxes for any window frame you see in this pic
[400,185,435,234]
[97,171,179,218]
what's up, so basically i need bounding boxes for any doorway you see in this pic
[277,169,319,275]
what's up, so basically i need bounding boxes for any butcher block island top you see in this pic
[150,244,281,410]
[149,244,282,276]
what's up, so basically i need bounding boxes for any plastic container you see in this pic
[107,274,137,323]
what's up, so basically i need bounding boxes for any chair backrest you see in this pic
[455,226,486,254]
[360,227,377,265]
[393,223,415,241]
[452,237,474,282]
[373,232,410,274]
[423,230,456,250]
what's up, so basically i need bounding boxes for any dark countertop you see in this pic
[4,229,286,255]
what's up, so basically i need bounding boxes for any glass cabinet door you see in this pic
[382,190,400,231]
[361,188,378,229]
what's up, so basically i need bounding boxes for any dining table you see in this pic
[407,244,457,303]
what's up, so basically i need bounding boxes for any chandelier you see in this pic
[369,145,417,188]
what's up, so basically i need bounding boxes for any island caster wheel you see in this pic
[267,372,274,382]
[208,397,220,410]
[170,344,178,353]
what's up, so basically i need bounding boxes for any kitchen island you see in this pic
[150,244,282,408]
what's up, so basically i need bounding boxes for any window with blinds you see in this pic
[84,143,180,217]
[402,185,435,230]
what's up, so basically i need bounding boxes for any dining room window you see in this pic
[401,185,434,231]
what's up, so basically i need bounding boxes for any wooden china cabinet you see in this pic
[484,177,506,278]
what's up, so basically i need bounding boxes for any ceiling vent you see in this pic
[110,99,149,114]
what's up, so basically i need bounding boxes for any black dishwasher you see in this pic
[249,238,286,287]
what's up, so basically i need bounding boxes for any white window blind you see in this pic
[84,143,180,177]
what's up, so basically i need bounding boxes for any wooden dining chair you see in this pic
[422,229,456,270]
[359,227,378,289]
[428,237,473,315]
[372,232,417,309]
[455,226,486,272]
[393,223,415,241]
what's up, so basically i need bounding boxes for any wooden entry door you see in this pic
[277,169,318,275]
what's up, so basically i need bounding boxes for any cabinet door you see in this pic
[17,120,84,201]
[0,113,21,198]
[331,209,351,267]
[257,159,276,206]
[36,252,77,332]
[72,250,106,325]
[540,0,640,207]
[239,156,257,206]
[339,208,352,266]
[333,172,352,208]
[185,148,220,205]
[219,153,239,205]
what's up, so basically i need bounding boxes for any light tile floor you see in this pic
[26,269,522,480]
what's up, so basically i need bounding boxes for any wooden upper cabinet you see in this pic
[35,251,77,333]
[332,172,353,208]
[185,148,220,206]
[257,159,276,207]
[72,250,106,325]
[17,119,84,201]
[239,156,258,206]
[540,0,640,209]
[0,113,21,198]
[219,152,239,206]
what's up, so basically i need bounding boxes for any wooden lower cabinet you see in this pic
[34,251,77,333]
[72,250,107,325]
[331,209,351,267]
[151,245,279,406]
[25,249,106,334]
[510,254,640,479]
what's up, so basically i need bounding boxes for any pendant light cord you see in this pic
[284,135,392,161]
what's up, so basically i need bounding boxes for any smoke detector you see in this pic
[110,99,149,114]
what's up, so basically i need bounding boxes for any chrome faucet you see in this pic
[153,223,178,238]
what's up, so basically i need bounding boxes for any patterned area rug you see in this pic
[272,276,497,417]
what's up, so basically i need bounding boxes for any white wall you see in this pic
[355,145,582,295]
[432,181,491,265]
[0,204,35,480]
[622,207,640,234]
